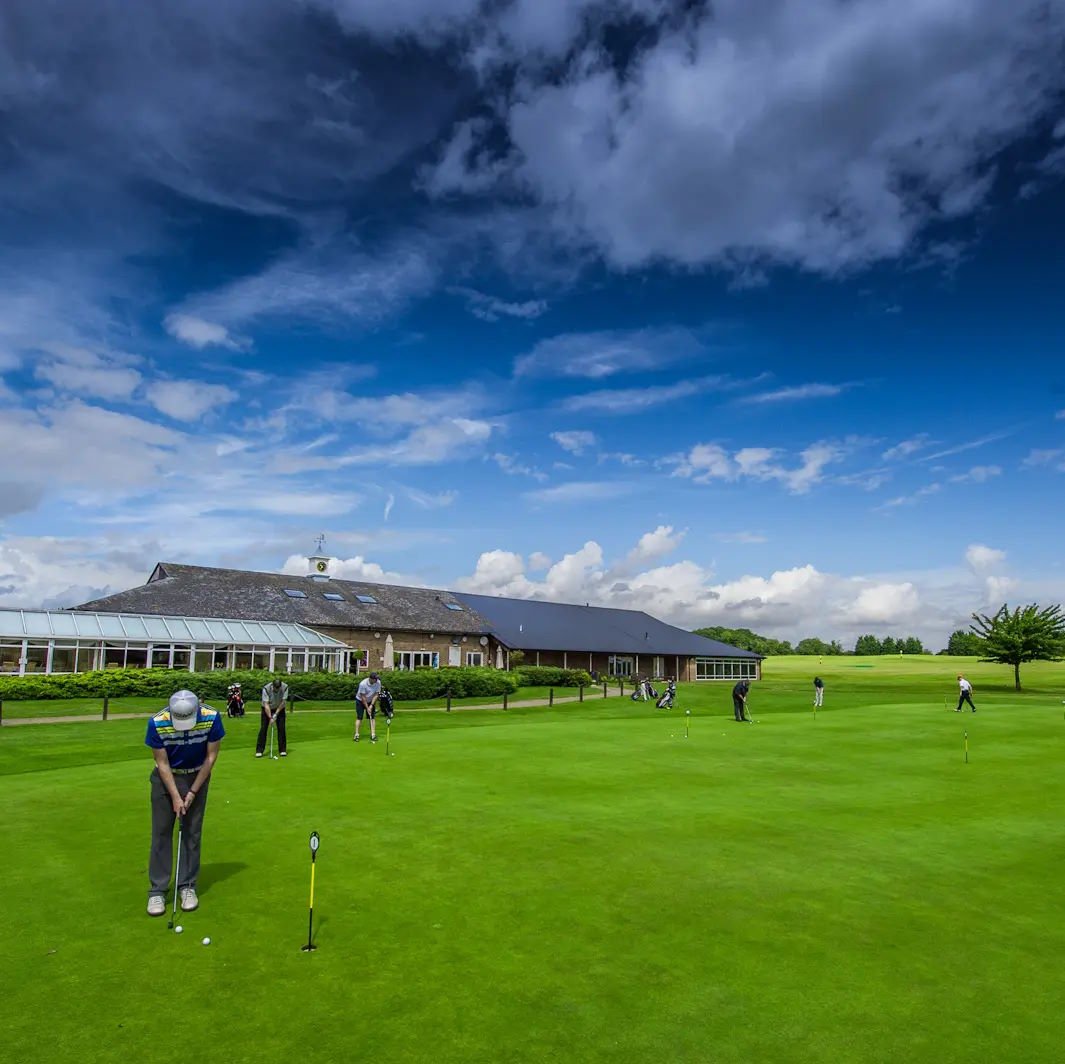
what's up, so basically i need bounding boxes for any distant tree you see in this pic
[945,630,985,656]
[693,626,792,655]
[970,603,1065,691]
[828,640,844,656]
[854,634,882,655]
[795,637,830,656]
[881,636,897,655]
[902,636,925,655]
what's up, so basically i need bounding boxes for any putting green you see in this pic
[1,657,1064,1063]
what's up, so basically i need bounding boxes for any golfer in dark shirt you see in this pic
[732,680,750,722]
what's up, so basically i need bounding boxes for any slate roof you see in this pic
[72,562,757,659]
[74,563,488,635]
[452,592,761,658]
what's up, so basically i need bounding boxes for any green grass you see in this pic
[2,656,1064,1062]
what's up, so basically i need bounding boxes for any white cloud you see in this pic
[966,544,1006,571]
[738,383,850,405]
[562,376,728,414]
[670,439,845,494]
[550,430,597,455]
[146,379,239,420]
[883,434,934,461]
[523,481,634,505]
[34,346,142,400]
[877,483,942,509]
[844,582,920,624]
[492,452,548,480]
[714,531,768,544]
[341,418,496,467]
[428,0,1065,274]
[164,313,250,351]
[624,524,684,567]
[383,493,395,521]
[1021,448,1065,469]
[516,326,704,379]
[949,465,1001,484]
[448,286,547,322]
[404,487,458,509]
[528,551,551,571]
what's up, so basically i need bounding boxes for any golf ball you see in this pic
[202,937,211,946]
[175,926,183,934]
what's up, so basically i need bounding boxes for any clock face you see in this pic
[316,560,327,573]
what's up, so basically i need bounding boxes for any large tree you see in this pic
[969,603,1065,691]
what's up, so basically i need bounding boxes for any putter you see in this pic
[268,718,279,760]
[385,717,391,756]
[301,831,320,952]
[684,710,690,739]
[168,815,184,931]
[743,702,757,724]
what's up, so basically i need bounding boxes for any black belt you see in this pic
[171,768,200,775]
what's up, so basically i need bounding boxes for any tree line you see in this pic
[696,603,1065,691]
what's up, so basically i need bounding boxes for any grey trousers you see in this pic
[149,769,210,896]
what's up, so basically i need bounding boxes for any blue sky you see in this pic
[2,0,1064,648]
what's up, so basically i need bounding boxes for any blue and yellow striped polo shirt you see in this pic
[145,705,225,771]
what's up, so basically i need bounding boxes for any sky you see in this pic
[1,0,1064,650]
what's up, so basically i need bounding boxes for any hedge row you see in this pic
[0,665,522,703]
[513,666,594,688]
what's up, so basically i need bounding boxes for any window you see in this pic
[465,651,483,667]
[323,593,345,602]
[356,594,377,604]
[445,603,464,611]
[397,650,438,670]
[283,589,307,599]
[608,655,634,677]
[694,657,758,681]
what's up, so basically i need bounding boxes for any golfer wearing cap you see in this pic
[144,690,225,916]
[354,671,382,743]
[257,676,290,758]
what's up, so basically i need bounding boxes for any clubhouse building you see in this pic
[3,554,760,682]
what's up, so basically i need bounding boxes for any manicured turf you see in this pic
[2,656,1064,1063]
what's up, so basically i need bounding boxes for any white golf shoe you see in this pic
[147,895,166,917]
[179,887,199,912]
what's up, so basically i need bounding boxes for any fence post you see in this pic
[102,695,109,721]
[446,689,452,712]
[287,697,293,715]
[620,680,624,698]
[579,684,584,703]
[603,682,607,699]
[503,691,508,712]
[549,687,554,707]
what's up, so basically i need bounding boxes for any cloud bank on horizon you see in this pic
[1,0,1064,647]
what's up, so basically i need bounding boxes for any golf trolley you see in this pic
[655,680,677,710]
[226,683,245,718]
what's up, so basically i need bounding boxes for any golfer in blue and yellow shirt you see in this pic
[144,690,224,917]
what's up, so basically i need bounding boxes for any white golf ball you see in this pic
[202,937,211,946]
[175,925,183,934]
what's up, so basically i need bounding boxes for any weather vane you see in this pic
[314,533,326,553]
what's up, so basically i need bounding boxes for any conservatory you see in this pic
[0,608,350,676]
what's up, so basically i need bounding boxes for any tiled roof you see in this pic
[452,592,761,658]
[74,563,488,634]
[73,562,758,659]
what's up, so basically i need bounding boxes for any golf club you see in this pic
[268,718,279,760]
[685,710,690,739]
[743,701,757,724]
[385,717,391,756]
[301,831,319,952]
[168,815,183,931]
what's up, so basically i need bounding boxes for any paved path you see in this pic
[1,692,626,727]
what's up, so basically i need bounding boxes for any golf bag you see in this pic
[656,681,676,710]
[226,684,245,718]
[379,688,395,720]
[646,682,659,700]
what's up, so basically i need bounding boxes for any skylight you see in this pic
[283,589,307,599]
[323,593,344,602]
[445,603,464,611]
[355,594,377,604]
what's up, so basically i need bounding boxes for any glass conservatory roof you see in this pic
[0,608,346,647]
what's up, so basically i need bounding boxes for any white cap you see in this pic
[168,690,200,732]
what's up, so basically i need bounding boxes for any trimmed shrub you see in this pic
[514,666,593,688]
[0,664,526,703]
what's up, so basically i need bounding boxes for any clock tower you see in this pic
[308,534,330,582]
